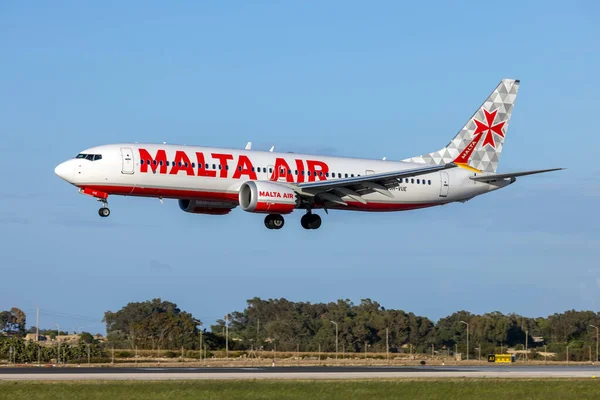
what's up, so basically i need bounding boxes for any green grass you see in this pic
[0,379,599,400]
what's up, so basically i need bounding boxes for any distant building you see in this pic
[25,333,47,342]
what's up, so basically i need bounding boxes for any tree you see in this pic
[103,298,201,350]
[0,308,26,336]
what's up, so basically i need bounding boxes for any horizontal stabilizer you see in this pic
[470,168,564,182]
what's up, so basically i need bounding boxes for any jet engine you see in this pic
[239,181,299,214]
[178,199,236,215]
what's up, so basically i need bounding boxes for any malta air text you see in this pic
[260,191,295,199]
[138,149,329,183]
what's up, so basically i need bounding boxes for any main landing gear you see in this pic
[301,212,321,230]
[97,199,110,218]
[264,214,285,230]
[264,212,322,230]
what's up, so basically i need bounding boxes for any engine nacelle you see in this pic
[239,181,298,214]
[178,199,235,215]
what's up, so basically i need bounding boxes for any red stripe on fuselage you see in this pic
[84,185,239,203]
[82,185,440,212]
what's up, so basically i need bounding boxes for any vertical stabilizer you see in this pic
[405,79,519,173]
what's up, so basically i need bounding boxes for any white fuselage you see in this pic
[54,143,508,212]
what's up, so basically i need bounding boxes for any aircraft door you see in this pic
[121,147,134,174]
[439,172,449,197]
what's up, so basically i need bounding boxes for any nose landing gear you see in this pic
[264,214,285,229]
[301,212,322,230]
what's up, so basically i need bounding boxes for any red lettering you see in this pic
[259,191,283,198]
[232,155,257,180]
[306,160,329,182]
[295,159,305,183]
[139,149,168,174]
[271,158,294,182]
[211,153,234,178]
[170,151,195,176]
[196,152,216,177]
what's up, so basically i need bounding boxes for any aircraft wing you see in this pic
[469,168,564,183]
[295,163,456,205]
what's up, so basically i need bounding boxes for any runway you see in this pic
[1,365,599,380]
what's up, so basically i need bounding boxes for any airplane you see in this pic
[54,79,562,230]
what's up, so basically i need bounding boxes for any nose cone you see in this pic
[54,161,72,182]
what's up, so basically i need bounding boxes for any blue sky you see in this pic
[1,1,598,335]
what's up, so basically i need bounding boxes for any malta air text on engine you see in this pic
[139,148,330,183]
[260,191,295,199]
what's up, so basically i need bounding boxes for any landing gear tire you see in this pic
[98,207,110,218]
[264,214,284,230]
[301,213,322,230]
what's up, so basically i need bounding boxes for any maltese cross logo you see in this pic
[473,109,505,148]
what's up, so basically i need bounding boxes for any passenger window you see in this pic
[295,170,298,175]
[351,174,354,177]
[428,180,431,185]
[288,169,292,175]
[159,161,163,166]
[199,163,203,169]
[147,160,151,165]
[239,166,242,171]
[140,160,144,165]
[263,168,266,173]
[226,165,229,170]
[338,173,342,178]
[280,169,285,174]
[345,174,348,178]
[417,179,420,184]
[269,168,273,173]
[205,163,209,169]
[411,179,414,184]
[319,172,323,177]
[212,164,216,169]
[326,172,329,177]
[191,163,195,168]
[185,162,188,167]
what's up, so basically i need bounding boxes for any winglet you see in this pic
[245,142,252,150]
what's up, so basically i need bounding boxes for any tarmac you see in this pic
[1,365,599,380]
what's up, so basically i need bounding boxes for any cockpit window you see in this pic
[76,153,102,161]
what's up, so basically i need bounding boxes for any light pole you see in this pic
[225,315,229,358]
[330,321,338,360]
[460,321,469,361]
[53,323,60,364]
[590,325,599,364]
